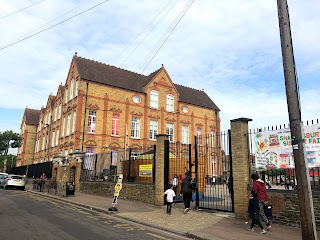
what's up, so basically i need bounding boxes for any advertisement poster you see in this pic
[139,164,153,177]
[255,124,320,170]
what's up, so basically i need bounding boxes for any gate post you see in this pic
[230,118,252,219]
[154,134,169,206]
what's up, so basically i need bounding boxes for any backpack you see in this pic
[189,179,196,190]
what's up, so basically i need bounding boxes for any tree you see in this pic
[0,130,21,172]
[0,154,16,172]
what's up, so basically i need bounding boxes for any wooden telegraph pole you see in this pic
[276,1,317,239]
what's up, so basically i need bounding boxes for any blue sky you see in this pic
[1,0,320,154]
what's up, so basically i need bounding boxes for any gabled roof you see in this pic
[24,108,40,126]
[74,56,219,111]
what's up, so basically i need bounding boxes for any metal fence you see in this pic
[80,146,156,184]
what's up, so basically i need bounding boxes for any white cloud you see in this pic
[0,0,319,135]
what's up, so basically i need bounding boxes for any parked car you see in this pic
[1,174,26,190]
[0,173,8,187]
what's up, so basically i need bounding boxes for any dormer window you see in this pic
[150,90,158,109]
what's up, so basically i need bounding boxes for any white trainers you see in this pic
[260,229,266,234]
[247,228,254,231]
[184,208,189,213]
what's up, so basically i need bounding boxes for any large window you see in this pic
[197,127,202,145]
[55,130,59,146]
[66,114,71,136]
[70,78,74,99]
[149,120,158,140]
[166,94,174,112]
[182,126,189,144]
[62,117,66,137]
[131,117,140,138]
[150,90,158,109]
[75,80,79,97]
[88,110,96,133]
[65,90,68,103]
[166,123,174,142]
[112,114,120,136]
[51,132,55,147]
[72,111,76,133]
[54,108,57,121]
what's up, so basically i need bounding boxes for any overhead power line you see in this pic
[0,0,109,51]
[139,0,196,73]
[1,0,92,50]
[115,0,179,67]
[0,0,47,20]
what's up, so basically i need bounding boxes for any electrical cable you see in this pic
[112,0,174,65]
[139,0,195,73]
[0,0,109,51]
[0,0,47,20]
[0,0,92,49]
[118,0,180,67]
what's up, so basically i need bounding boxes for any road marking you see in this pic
[146,233,170,240]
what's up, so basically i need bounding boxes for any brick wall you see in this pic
[79,181,155,204]
[263,190,320,228]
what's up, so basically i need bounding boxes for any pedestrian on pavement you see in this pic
[251,173,272,230]
[247,191,266,234]
[180,172,193,213]
[211,176,216,187]
[172,174,178,193]
[160,184,176,215]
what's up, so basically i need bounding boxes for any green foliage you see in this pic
[0,154,16,171]
[0,130,21,155]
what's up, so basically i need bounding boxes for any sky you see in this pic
[0,0,319,154]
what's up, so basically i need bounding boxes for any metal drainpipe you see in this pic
[81,82,89,152]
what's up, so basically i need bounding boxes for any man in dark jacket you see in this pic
[180,172,193,213]
[251,173,271,230]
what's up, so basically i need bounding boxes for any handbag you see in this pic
[264,205,272,217]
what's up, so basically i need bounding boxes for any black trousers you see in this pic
[166,202,172,213]
[183,192,192,208]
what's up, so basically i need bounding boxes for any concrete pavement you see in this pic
[25,184,310,240]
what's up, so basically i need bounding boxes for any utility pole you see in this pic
[277,1,317,239]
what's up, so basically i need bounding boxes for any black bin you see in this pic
[66,182,75,196]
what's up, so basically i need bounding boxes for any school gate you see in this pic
[164,131,234,212]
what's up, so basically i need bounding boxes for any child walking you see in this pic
[161,184,176,215]
[247,191,266,234]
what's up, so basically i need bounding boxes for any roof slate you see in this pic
[25,108,40,126]
[74,56,219,111]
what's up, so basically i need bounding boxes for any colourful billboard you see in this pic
[255,124,320,170]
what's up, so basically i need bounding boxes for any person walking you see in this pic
[180,172,193,213]
[247,191,266,234]
[251,173,272,230]
[172,174,178,193]
[160,184,176,215]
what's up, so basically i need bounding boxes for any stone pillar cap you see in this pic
[231,118,252,123]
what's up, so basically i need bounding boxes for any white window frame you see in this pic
[54,108,57,121]
[166,94,174,112]
[131,117,140,138]
[112,113,120,136]
[150,90,158,109]
[166,123,174,142]
[52,132,55,147]
[88,110,96,133]
[65,90,68,103]
[56,130,59,146]
[66,114,71,136]
[42,137,45,150]
[75,80,79,97]
[62,117,66,137]
[149,120,158,140]
[70,78,74,99]
[182,126,189,144]
[72,111,76,133]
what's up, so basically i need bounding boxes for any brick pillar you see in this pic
[231,118,252,219]
[154,134,169,206]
